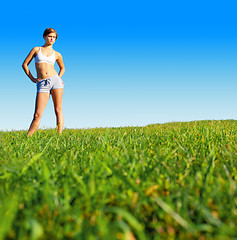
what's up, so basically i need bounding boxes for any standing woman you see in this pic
[22,28,65,136]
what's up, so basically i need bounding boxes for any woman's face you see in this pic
[44,33,57,45]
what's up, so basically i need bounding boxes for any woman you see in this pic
[22,28,65,136]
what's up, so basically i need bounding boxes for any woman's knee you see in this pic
[34,112,42,120]
[54,107,63,116]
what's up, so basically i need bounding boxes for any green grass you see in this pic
[0,120,237,239]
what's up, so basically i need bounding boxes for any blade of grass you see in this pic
[106,206,148,240]
[0,194,18,240]
[21,153,43,175]
[107,165,196,234]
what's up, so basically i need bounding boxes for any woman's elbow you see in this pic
[22,62,28,72]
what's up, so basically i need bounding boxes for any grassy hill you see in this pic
[0,120,237,239]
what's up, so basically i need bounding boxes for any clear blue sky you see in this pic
[0,0,236,131]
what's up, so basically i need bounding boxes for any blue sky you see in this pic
[0,0,236,130]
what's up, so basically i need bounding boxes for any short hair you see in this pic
[43,28,58,39]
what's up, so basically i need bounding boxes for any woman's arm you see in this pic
[22,47,38,83]
[56,52,65,78]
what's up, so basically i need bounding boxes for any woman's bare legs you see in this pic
[27,92,50,136]
[51,88,64,134]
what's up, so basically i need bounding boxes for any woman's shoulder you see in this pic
[54,50,63,60]
[30,47,41,56]
[32,46,41,52]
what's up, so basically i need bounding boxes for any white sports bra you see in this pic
[35,47,56,65]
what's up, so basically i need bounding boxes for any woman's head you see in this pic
[43,28,58,40]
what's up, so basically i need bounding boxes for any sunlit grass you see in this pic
[0,120,237,239]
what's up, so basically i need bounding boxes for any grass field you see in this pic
[0,120,237,240]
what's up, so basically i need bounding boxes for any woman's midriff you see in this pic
[36,63,58,80]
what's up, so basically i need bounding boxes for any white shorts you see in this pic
[37,75,64,93]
